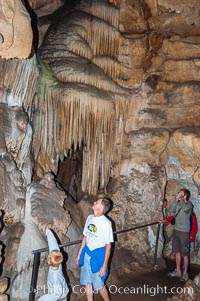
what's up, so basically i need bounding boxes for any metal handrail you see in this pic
[29,220,160,301]
[31,221,159,254]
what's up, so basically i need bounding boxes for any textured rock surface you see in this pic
[0,0,200,300]
[10,173,71,301]
[0,0,32,59]
[0,103,33,184]
[30,0,200,269]
[0,213,9,301]
[107,129,169,263]
[0,153,25,221]
[167,277,200,301]
[30,173,71,240]
[34,0,129,195]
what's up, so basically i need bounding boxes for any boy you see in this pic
[75,197,114,301]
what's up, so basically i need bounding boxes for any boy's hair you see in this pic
[180,188,191,201]
[48,250,63,266]
[101,197,111,214]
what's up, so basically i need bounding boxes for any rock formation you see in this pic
[0,0,200,300]
[0,211,9,301]
[167,273,200,301]
[0,0,32,59]
[9,173,71,301]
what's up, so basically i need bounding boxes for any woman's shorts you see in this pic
[80,253,104,291]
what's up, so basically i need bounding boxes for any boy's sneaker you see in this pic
[180,273,189,282]
[168,270,182,278]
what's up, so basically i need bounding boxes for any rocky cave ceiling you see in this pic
[0,0,200,300]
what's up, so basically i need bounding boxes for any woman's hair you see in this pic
[180,188,191,201]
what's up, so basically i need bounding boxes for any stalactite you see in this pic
[80,0,119,28]
[1,56,38,116]
[35,1,130,194]
[34,71,119,194]
[87,20,120,58]
[93,56,122,81]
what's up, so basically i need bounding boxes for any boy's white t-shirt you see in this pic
[83,214,114,251]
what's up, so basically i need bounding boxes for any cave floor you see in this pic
[71,260,199,301]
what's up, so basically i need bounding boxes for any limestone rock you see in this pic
[0,296,8,301]
[29,0,63,47]
[30,173,71,240]
[0,277,8,293]
[194,273,200,288]
[119,1,147,34]
[161,129,200,176]
[0,214,9,300]
[0,56,38,114]
[167,279,200,301]
[162,36,200,60]
[0,1,200,299]
[10,181,47,301]
[107,128,169,270]
[0,104,29,162]
[8,173,71,300]
[0,154,25,224]
[0,0,32,59]
[28,0,63,16]
[65,195,93,231]
[34,0,129,194]
[0,153,26,286]
[3,222,25,277]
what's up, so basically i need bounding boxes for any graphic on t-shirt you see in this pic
[88,224,97,233]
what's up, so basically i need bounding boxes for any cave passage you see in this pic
[93,261,199,301]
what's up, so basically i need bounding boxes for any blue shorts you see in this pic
[80,253,104,290]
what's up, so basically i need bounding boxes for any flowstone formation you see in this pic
[10,173,71,301]
[34,0,130,195]
[0,0,200,300]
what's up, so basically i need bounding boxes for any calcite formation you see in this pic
[0,212,9,301]
[34,0,130,195]
[0,0,32,59]
[0,0,200,300]
[167,277,200,301]
[10,173,71,301]
[30,173,71,240]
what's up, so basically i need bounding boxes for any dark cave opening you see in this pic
[56,147,83,202]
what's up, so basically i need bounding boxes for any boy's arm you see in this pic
[75,235,86,266]
[99,243,111,277]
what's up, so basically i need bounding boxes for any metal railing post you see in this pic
[153,222,161,269]
[29,252,40,301]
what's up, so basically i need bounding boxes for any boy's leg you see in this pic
[80,254,94,301]
[86,284,93,301]
[99,286,110,301]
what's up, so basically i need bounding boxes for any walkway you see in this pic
[72,260,199,301]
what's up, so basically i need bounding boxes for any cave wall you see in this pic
[0,0,200,300]
[0,0,33,59]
